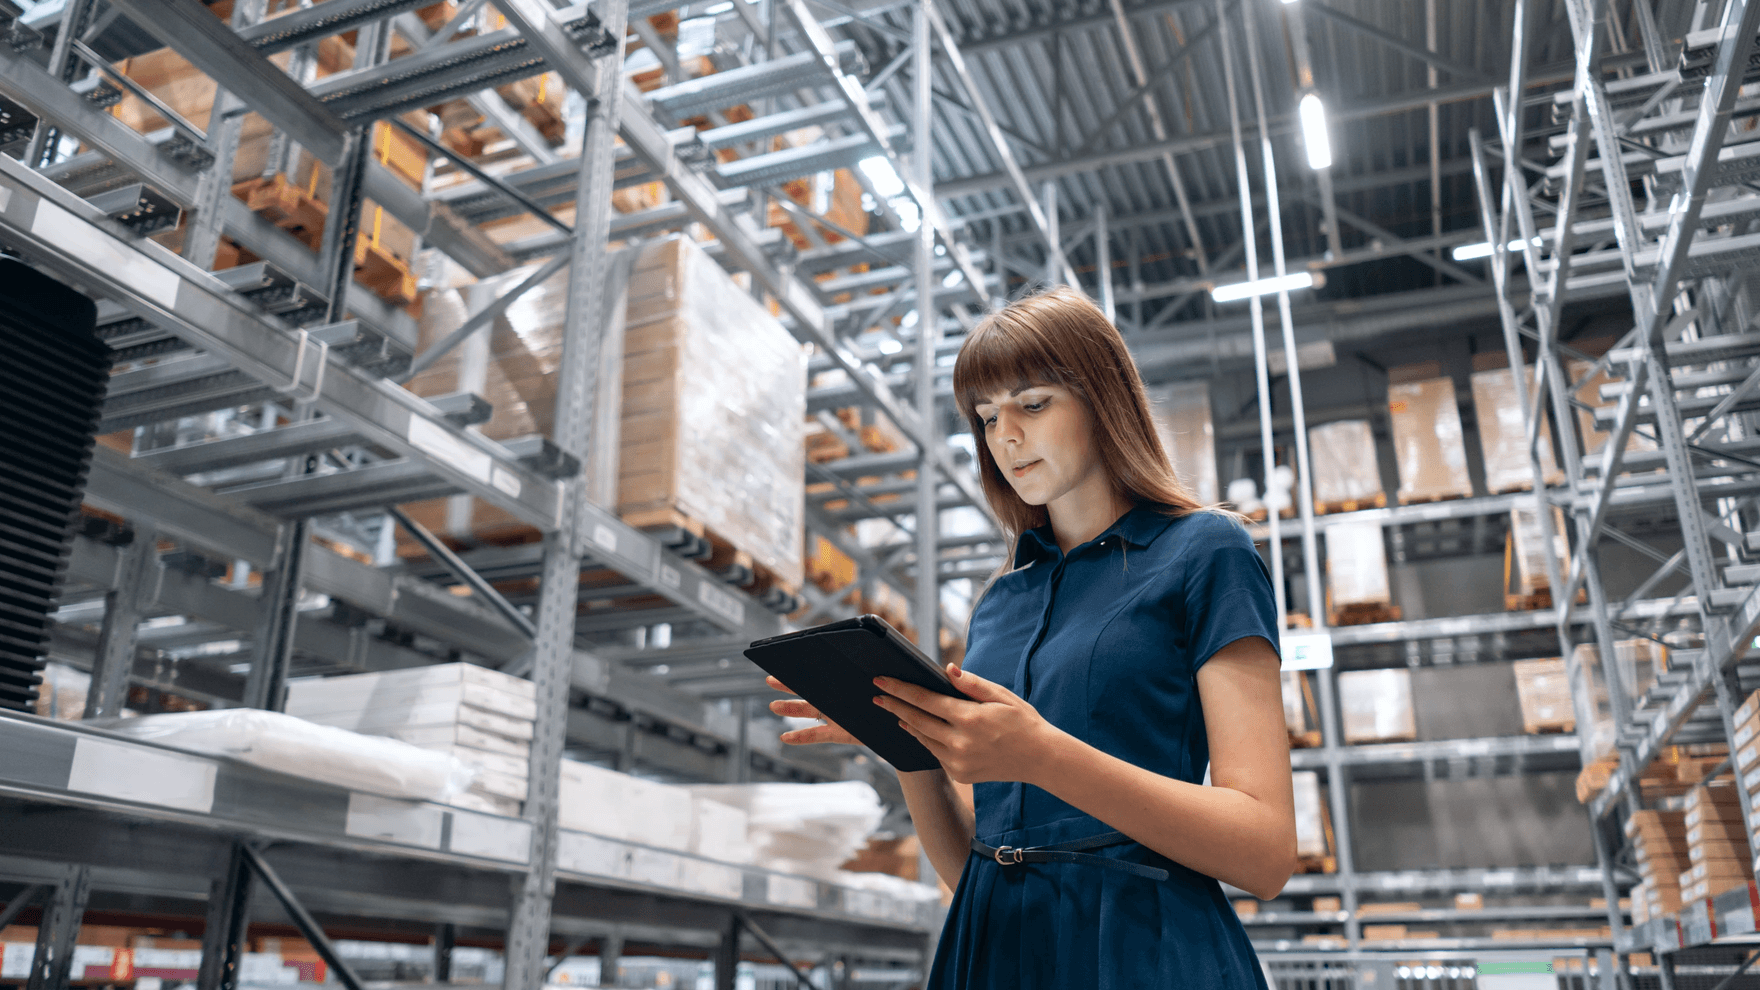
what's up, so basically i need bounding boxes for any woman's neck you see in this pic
[1046,475,1134,554]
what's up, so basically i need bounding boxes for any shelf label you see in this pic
[67,737,216,813]
[592,524,617,553]
[407,416,492,484]
[698,581,745,625]
[658,565,681,590]
[490,466,521,497]
[32,200,180,309]
[1280,633,1333,671]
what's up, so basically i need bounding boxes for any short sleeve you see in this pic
[1179,515,1281,671]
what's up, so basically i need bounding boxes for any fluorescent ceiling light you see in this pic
[1210,271,1315,303]
[876,338,903,354]
[1298,93,1331,170]
[1450,237,1542,261]
[858,155,905,198]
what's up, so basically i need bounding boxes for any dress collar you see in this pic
[1012,503,1179,567]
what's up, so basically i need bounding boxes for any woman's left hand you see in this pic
[874,666,1067,785]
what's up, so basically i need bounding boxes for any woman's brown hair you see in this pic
[953,285,1207,540]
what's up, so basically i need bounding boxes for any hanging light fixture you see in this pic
[1298,93,1332,170]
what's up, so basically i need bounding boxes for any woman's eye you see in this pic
[982,415,996,427]
[1023,401,1046,412]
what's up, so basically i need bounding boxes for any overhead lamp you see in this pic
[1451,237,1542,261]
[1210,271,1315,303]
[1298,93,1331,170]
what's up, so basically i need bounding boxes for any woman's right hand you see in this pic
[766,675,861,746]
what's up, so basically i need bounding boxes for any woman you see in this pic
[770,285,1295,987]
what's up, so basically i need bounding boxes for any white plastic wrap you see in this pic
[1388,377,1473,502]
[1292,770,1326,858]
[1147,380,1219,504]
[1337,668,1416,744]
[687,780,885,880]
[1307,420,1384,506]
[830,870,944,902]
[107,709,476,802]
[1325,521,1391,607]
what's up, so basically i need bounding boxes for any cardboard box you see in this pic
[1233,900,1259,917]
[1455,892,1484,910]
[1357,902,1422,916]
[1615,639,1669,704]
[404,236,807,588]
[1313,897,1342,913]
[1283,671,1313,736]
[1507,505,1570,598]
[1325,521,1392,608]
[1572,643,1618,760]
[1148,380,1219,505]
[1570,359,1660,459]
[1293,771,1327,858]
[1308,420,1385,507]
[1387,376,1473,502]
[1362,925,1408,941]
[559,759,694,851]
[1338,669,1416,744]
[1513,657,1574,733]
[1471,364,1564,492]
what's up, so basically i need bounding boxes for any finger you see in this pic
[878,694,955,745]
[780,724,848,746]
[944,664,1017,703]
[764,675,797,696]
[875,676,976,720]
[768,698,823,720]
[897,717,951,760]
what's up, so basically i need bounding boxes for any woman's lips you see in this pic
[1012,460,1040,478]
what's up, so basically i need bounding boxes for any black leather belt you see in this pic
[970,830,1171,882]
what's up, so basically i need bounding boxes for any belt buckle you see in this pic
[993,845,1024,866]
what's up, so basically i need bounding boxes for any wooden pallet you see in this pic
[1318,493,1387,515]
[1289,730,1322,749]
[1397,491,1470,506]
[1329,602,1402,627]
[622,506,802,608]
[1295,854,1337,875]
[1522,719,1576,735]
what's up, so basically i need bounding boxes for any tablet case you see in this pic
[745,615,965,772]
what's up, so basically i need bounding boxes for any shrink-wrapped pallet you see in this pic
[1512,657,1574,734]
[1337,669,1416,744]
[1325,522,1391,609]
[1471,364,1564,492]
[1571,644,1617,761]
[1292,771,1327,859]
[402,236,807,588]
[1147,381,1218,505]
[1508,504,1570,599]
[1616,639,1669,705]
[559,759,696,851]
[1307,420,1385,509]
[1387,367,1473,503]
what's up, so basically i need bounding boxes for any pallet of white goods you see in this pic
[470,767,530,802]
[369,722,531,759]
[285,666,536,721]
[450,790,523,817]
[689,794,754,864]
[418,743,530,780]
[293,701,535,742]
[559,759,694,851]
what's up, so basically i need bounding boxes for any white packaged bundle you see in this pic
[559,759,694,851]
[107,709,475,802]
[687,780,885,880]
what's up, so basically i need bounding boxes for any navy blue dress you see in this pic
[925,504,1280,989]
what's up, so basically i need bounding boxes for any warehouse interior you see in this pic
[2,0,1758,986]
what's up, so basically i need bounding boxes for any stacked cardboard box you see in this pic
[1292,771,1327,863]
[558,759,757,865]
[1506,505,1571,608]
[1338,669,1417,744]
[1283,671,1319,746]
[1512,658,1575,734]
[1570,357,1659,459]
[1147,381,1219,505]
[285,663,535,817]
[1387,363,1473,503]
[1307,421,1386,510]
[403,236,807,591]
[1324,522,1396,624]
[1470,360,1564,492]
[1679,779,1751,901]
[1627,809,1687,917]
[1616,639,1669,705]
[1736,691,1760,813]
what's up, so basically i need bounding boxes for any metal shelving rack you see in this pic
[0,0,1029,986]
[1470,0,1760,985]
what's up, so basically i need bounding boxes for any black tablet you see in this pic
[746,614,966,772]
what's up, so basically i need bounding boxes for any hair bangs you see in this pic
[952,312,1072,422]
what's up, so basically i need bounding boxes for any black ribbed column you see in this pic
[0,258,105,714]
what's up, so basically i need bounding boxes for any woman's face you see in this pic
[974,384,1105,507]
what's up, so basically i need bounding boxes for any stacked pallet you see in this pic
[1148,381,1220,505]
[1307,420,1386,513]
[285,663,536,817]
[1387,362,1473,504]
[1324,521,1400,626]
[1338,669,1417,744]
[1680,778,1752,901]
[1470,355,1564,493]
[1292,771,1333,872]
[1736,691,1760,830]
[1505,505,1573,611]
[1513,657,1574,734]
[1627,808,1688,918]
